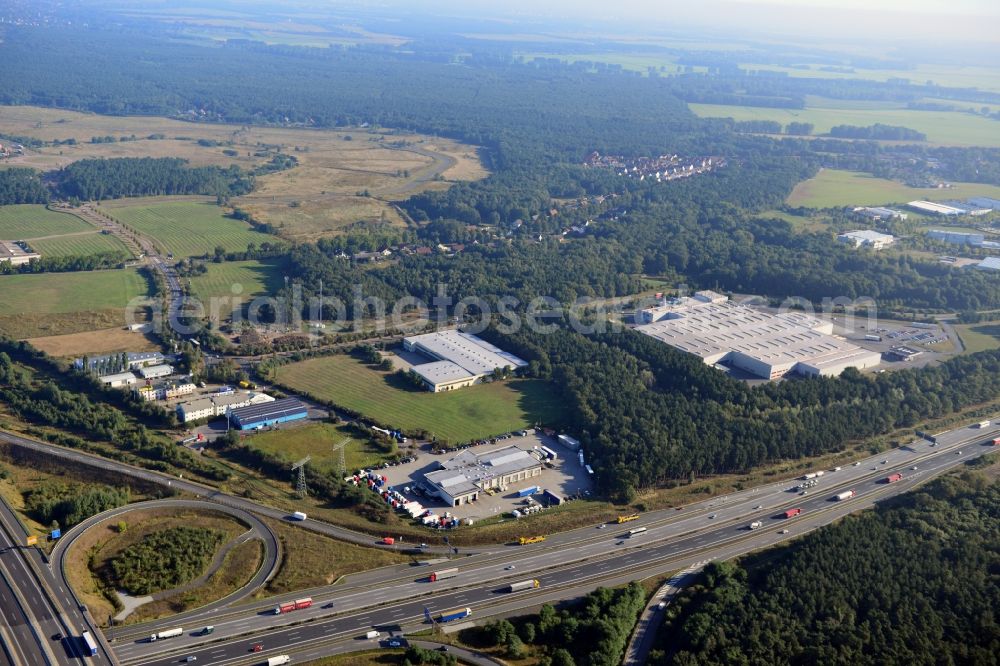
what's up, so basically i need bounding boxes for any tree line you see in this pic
[654,469,1000,665]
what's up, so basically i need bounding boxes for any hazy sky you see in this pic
[407,0,1000,42]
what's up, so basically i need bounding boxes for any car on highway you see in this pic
[50,633,62,641]
[708,513,716,519]
[881,460,888,464]
[911,466,918,470]
[597,524,606,529]
[957,450,962,454]
[251,644,263,652]
[323,602,335,609]
[505,565,515,570]
[184,658,197,663]
[780,529,790,534]
[617,540,626,545]
[388,638,408,647]
[753,505,763,510]
[854,461,861,466]
[800,491,808,496]
[438,646,449,652]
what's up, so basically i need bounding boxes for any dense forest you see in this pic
[23,480,130,529]
[829,123,927,141]
[472,583,647,666]
[0,168,50,205]
[56,157,254,200]
[481,325,1000,499]
[654,469,1000,665]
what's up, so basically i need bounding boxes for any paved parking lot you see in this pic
[366,432,593,521]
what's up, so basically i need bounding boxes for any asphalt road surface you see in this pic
[0,494,114,665]
[114,425,997,665]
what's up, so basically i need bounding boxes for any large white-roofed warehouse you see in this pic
[635,296,881,380]
[403,330,528,392]
[424,445,544,506]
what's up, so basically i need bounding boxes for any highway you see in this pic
[51,499,281,625]
[108,424,997,665]
[0,492,116,665]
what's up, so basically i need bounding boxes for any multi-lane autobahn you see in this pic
[0,420,995,666]
[110,423,997,666]
[0,486,115,665]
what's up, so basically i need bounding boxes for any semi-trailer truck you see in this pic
[429,568,458,582]
[81,632,98,656]
[518,535,546,545]
[617,514,640,524]
[267,657,291,666]
[273,597,312,614]
[784,508,802,519]
[834,490,857,501]
[149,627,183,642]
[438,607,472,622]
[507,579,541,592]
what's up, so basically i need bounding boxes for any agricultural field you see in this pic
[954,323,1000,354]
[0,204,131,257]
[786,169,1000,209]
[27,232,131,258]
[0,105,486,240]
[98,198,273,258]
[186,259,285,310]
[246,423,393,476]
[275,354,565,444]
[688,102,1000,147]
[25,326,158,358]
[0,268,150,339]
[0,204,92,239]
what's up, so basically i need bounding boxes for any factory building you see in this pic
[424,445,543,507]
[138,364,173,380]
[637,290,728,324]
[0,240,40,266]
[228,397,308,430]
[852,207,907,221]
[99,372,138,388]
[975,257,1000,271]
[403,330,528,392]
[908,201,966,216]
[927,230,985,246]
[837,230,895,250]
[175,391,276,423]
[75,351,166,373]
[636,297,881,380]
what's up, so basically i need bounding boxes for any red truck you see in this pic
[992,437,1000,446]
[381,537,395,545]
[273,597,312,615]
[783,508,802,519]
[885,473,903,483]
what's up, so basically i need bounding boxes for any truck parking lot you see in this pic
[362,432,593,521]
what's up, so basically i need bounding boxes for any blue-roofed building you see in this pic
[228,398,308,430]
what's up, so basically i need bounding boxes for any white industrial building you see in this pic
[908,201,966,216]
[975,257,1000,271]
[852,207,907,221]
[927,230,985,246]
[138,364,173,379]
[403,330,528,392]
[424,445,543,506]
[638,290,728,324]
[99,372,138,388]
[0,240,40,266]
[635,297,881,380]
[837,230,895,250]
